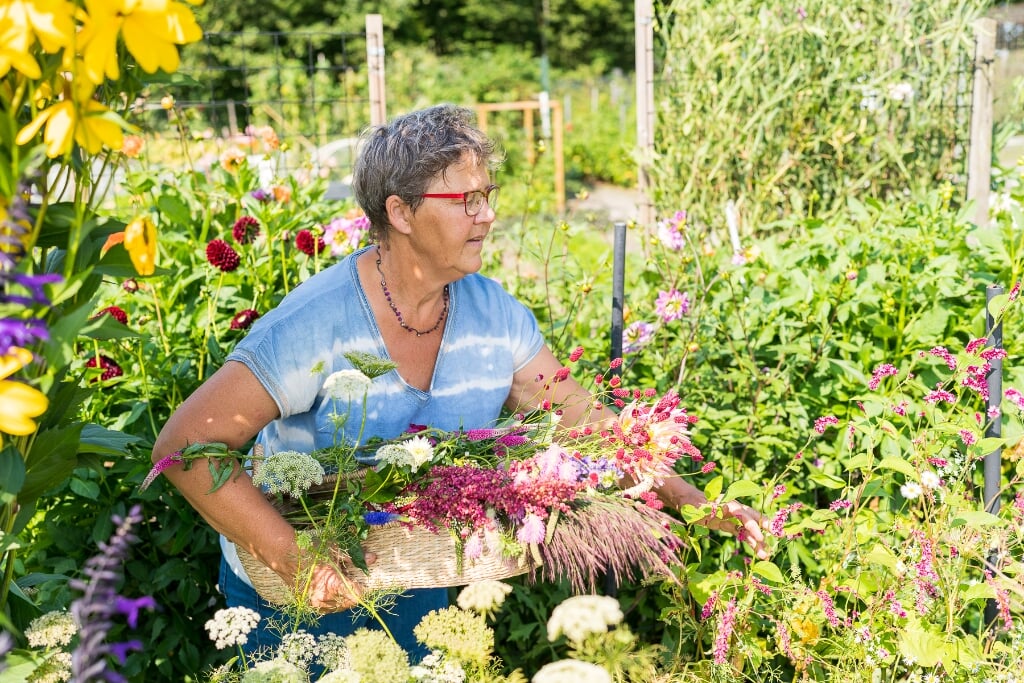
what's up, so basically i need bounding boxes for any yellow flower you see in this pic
[0,0,76,79]
[0,348,49,439]
[78,0,202,84]
[16,76,126,157]
[124,215,156,275]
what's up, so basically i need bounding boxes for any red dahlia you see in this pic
[85,354,124,382]
[232,215,261,244]
[93,305,128,325]
[206,239,240,271]
[295,229,325,256]
[230,308,260,330]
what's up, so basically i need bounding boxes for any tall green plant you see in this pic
[653,0,986,232]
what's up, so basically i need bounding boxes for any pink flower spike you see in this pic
[140,450,184,491]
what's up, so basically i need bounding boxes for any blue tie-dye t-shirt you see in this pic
[220,245,544,580]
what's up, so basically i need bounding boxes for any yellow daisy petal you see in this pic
[0,348,33,380]
[124,215,156,275]
[0,380,49,435]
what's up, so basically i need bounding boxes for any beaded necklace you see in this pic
[375,247,449,337]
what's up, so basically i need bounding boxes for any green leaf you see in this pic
[963,582,996,602]
[971,437,1004,456]
[844,453,873,471]
[679,503,711,524]
[751,560,786,584]
[898,619,945,667]
[0,444,26,502]
[21,423,84,505]
[69,477,101,500]
[723,479,762,502]
[703,475,723,501]
[877,456,918,479]
[807,472,846,489]
[79,423,143,457]
[863,543,898,570]
[950,510,1001,528]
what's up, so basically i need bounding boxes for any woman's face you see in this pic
[405,154,495,282]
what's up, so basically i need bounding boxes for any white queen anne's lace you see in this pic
[205,606,261,649]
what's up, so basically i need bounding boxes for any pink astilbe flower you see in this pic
[1006,388,1024,411]
[959,429,977,446]
[713,597,738,664]
[140,451,184,491]
[769,503,803,537]
[569,346,584,362]
[701,591,718,620]
[965,337,988,355]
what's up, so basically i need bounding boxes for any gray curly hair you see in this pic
[351,104,501,244]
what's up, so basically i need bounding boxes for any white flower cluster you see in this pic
[240,657,306,682]
[253,450,325,499]
[532,659,612,683]
[410,650,467,683]
[277,630,317,669]
[315,632,350,672]
[901,469,942,501]
[205,606,261,649]
[319,670,362,683]
[323,369,373,403]
[456,580,513,616]
[24,650,72,683]
[25,610,76,649]
[375,435,434,469]
[546,595,623,645]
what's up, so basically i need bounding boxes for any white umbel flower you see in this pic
[532,659,612,683]
[546,595,623,645]
[253,450,325,498]
[323,369,373,403]
[456,580,514,616]
[205,606,261,649]
[25,610,76,648]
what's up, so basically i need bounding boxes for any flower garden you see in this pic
[3,0,1024,682]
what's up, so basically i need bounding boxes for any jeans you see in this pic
[218,557,448,670]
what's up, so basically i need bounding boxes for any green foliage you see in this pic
[653,0,989,233]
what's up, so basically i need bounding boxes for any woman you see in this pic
[151,104,768,659]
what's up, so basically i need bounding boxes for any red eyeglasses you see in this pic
[420,184,500,216]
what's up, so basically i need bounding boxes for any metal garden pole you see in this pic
[984,283,1003,627]
[605,220,627,596]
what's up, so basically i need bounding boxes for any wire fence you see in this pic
[143,31,373,189]
[997,20,1024,49]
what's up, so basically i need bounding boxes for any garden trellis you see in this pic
[141,16,387,189]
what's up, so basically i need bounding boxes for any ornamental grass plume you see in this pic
[70,504,157,682]
[206,238,241,271]
[534,496,684,593]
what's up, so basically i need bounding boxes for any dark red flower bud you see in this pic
[232,215,261,244]
[85,354,124,382]
[295,229,325,256]
[206,239,240,271]
[230,308,260,330]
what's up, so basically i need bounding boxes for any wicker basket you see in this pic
[240,446,534,605]
[237,523,534,606]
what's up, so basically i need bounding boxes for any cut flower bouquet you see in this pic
[143,352,702,606]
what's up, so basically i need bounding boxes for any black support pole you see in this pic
[605,221,627,597]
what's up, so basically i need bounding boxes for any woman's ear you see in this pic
[385,195,414,236]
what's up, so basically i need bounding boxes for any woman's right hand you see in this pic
[285,550,377,613]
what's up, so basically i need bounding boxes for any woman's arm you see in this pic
[152,360,364,611]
